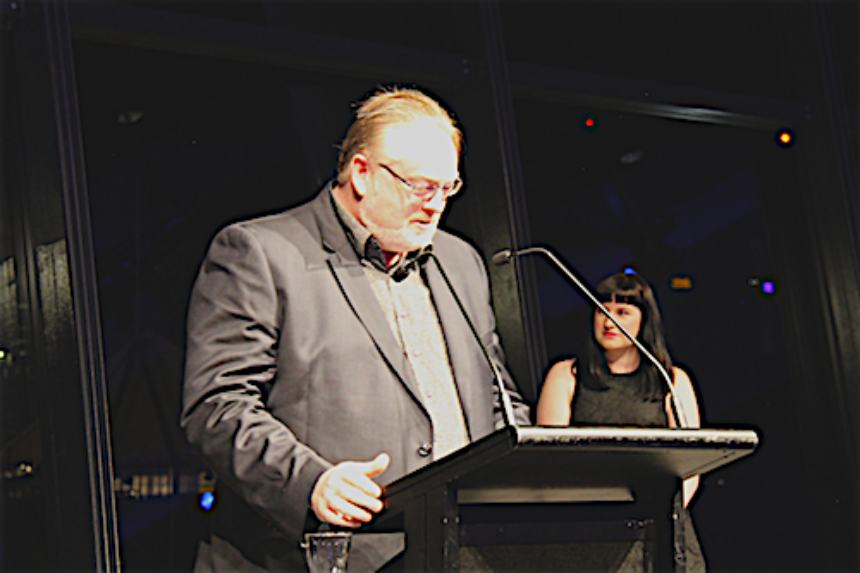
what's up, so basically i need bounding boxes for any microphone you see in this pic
[493,246,689,428]
[425,252,518,430]
[491,250,513,266]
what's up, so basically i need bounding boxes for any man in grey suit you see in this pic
[181,86,530,572]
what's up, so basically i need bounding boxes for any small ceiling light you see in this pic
[669,274,694,291]
[750,275,780,298]
[620,150,643,164]
[775,128,795,148]
[580,113,599,133]
[118,110,145,125]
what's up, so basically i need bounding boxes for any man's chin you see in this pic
[379,231,435,253]
[407,231,436,251]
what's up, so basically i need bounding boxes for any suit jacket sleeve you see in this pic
[181,224,329,542]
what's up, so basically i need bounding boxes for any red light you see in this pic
[580,113,599,132]
[780,132,791,144]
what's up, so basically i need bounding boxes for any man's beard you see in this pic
[358,194,437,254]
[361,215,436,254]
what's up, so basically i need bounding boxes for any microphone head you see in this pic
[491,250,513,266]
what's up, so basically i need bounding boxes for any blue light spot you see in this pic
[623,267,638,275]
[757,276,779,298]
[200,491,215,511]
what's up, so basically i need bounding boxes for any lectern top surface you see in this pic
[517,426,759,448]
[383,426,759,505]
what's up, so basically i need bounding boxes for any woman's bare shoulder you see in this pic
[548,357,577,375]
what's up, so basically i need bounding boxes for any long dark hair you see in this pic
[581,273,673,401]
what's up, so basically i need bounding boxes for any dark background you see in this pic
[1,1,858,572]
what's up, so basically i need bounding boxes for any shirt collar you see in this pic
[330,188,431,280]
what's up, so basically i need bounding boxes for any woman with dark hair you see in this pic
[536,272,706,570]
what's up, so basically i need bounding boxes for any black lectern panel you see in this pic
[373,427,758,572]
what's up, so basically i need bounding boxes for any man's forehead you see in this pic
[376,120,459,179]
[378,120,456,155]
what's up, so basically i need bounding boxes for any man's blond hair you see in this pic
[336,86,463,185]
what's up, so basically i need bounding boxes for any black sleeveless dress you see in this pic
[570,361,707,573]
[571,363,667,427]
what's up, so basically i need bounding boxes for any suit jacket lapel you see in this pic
[310,189,428,410]
[423,259,481,437]
[328,260,421,392]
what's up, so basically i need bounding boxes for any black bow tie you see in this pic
[365,239,432,282]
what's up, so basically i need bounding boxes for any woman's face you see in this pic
[594,301,643,352]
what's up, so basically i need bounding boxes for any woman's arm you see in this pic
[667,366,702,506]
[536,359,577,426]
[665,367,701,429]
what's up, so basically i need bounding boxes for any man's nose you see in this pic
[423,190,448,213]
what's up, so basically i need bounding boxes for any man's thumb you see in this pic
[366,452,390,478]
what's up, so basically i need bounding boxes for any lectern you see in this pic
[372,426,758,572]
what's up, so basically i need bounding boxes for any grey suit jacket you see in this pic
[181,186,530,571]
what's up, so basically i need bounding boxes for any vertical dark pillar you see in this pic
[759,1,860,567]
[2,0,120,570]
[445,0,545,405]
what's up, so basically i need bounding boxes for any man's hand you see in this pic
[310,453,390,528]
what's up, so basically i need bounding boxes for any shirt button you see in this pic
[418,443,433,457]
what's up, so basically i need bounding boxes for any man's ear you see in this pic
[350,153,371,198]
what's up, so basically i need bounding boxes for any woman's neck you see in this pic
[604,347,641,374]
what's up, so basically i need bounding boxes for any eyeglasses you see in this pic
[378,163,463,200]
